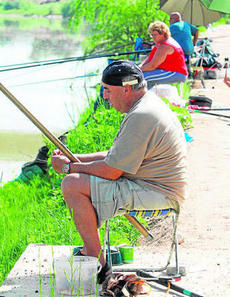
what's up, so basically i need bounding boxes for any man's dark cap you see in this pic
[101,60,144,86]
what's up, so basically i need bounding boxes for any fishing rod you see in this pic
[11,73,99,87]
[0,49,151,73]
[193,110,230,119]
[0,82,153,239]
[0,39,148,69]
[192,108,230,111]
[0,56,76,69]
[138,270,204,297]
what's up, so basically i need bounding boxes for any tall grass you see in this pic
[0,101,135,285]
[0,93,192,285]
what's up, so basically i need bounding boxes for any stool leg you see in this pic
[103,221,108,260]
[104,220,113,270]
[172,214,179,275]
[113,211,180,274]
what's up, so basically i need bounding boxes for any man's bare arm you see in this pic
[141,45,174,72]
[70,160,123,180]
[193,30,199,46]
[74,151,108,162]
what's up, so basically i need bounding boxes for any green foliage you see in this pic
[70,0,169,53]
[0,176,78,284]
[198,25,207,33]
[162,98,193,129]
[172,81,191,102]
[0,0,64,16]
[61,0,75,19]
[68,104,124,153]
[212,16,230,27]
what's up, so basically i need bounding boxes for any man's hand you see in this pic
[51,149,70,174]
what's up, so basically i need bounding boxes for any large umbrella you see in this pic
[160,0,223,26]
[200,0,230,14]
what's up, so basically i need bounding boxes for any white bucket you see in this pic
[54,255,99,296]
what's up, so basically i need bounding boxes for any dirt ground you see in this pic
[131,24,230,297]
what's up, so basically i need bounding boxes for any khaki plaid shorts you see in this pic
[90,176,178,227]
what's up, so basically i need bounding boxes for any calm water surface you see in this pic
[0,17,107,183]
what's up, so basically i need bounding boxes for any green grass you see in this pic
[0,102,138,285]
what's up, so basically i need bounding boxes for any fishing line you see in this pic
[0,49,151,72]
[9,73,99,87]
[0,41,137,70]
[0,59,66,84]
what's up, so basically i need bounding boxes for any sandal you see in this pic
[98,262,112,284]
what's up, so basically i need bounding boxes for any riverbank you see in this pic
[0,132,44,161]
[0,132,44,183]
[0,0,65,18]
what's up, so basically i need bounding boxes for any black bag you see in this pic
[189,95,212,108]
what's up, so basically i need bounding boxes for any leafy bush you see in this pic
[70,0,169,53]
[0,0,64,16]
[61,0,75,19]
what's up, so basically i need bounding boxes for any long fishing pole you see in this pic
[0,82,152,239]
[0,56,76,69]
[193,110,230,119]
[0,49,151,73]
[200,108,230,111]
[190,108,230,111]
[138,270,204,297]
[11,73,99,87]
[0,40,149,70]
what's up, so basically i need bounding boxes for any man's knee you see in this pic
[61,173,90,197]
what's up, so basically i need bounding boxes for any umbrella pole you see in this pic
[191,0,193,24]
[0,83,153,239]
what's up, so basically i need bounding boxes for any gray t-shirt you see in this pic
[104,91,187,202]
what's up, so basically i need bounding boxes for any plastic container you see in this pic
[119,246,134,263]
[54,255,99,296]
[106,248,123,265]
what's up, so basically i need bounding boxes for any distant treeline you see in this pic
[0,0,74,19]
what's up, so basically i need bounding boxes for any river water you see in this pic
[0,16,108,183]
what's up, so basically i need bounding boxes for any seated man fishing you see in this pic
[51,60,187,284]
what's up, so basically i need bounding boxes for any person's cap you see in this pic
[101,60,144,86]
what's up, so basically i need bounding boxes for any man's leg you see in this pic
[61,173,105,266]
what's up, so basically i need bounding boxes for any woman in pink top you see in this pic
[140,21,188,89]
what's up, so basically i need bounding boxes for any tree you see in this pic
[70,0,168,54]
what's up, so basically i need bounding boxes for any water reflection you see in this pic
[0,16,107,133]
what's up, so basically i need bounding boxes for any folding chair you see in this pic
[103,206,182,276]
